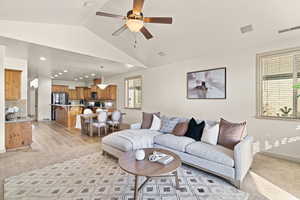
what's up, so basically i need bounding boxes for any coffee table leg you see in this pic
[174,170,180,189]
[90,118,94,137]
[134,175,139,200]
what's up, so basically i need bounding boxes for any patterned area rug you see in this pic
[4,152,249,200]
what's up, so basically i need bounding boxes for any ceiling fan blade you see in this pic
[144,17,173,24]
[112,25,128,36]
[140,26,153,40]
[96,11,125,19]
[133,0,145,14]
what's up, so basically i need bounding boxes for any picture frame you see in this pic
[187,67,226,99]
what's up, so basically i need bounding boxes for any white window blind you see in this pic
[125,76,142,109]
[257,49,300,119]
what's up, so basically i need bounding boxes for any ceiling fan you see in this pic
[96,0,173,40]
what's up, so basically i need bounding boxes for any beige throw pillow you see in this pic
[201,123,220,145]
[217,118,246,150]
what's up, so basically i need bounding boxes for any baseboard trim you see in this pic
[0,148,6,153]
[261,151,300,164]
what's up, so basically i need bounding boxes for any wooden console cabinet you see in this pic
[5,121,32,149]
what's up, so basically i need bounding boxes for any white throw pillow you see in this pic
[150,115,161,131]
[201,123,219,145]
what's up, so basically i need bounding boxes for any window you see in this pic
[257,48,300,120]
[125,76,142,109]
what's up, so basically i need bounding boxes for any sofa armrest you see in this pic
[234,136,254,182]
[130,123,142,129]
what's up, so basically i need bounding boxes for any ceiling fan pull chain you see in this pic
[133,34,138,48]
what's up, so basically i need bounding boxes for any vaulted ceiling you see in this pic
[1,0,300,70]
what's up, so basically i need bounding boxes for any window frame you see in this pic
[124,75,143,110]
[256,47,300,121]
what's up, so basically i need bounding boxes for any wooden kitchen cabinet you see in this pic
[5,69,21,100]
[107,85,117,100]
[76,87,85,100]
[91,85,97,92]
[96,85,117,100]
[84,88,91,100]
[68,89,78,100]
[52,85,68,93]
[97,88,105,99]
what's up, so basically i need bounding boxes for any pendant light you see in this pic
[97,66,109,90]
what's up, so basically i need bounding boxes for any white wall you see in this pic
[108,38,300,161]
[38,76,51,121]
[0,45,5,153]
[52,80,88,89]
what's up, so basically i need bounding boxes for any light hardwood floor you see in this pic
[0,122,299,200]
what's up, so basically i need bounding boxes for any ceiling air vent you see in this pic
[278,26,300,34]
[240,25,253,34]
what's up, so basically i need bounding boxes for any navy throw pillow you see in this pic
[185,118,205,141]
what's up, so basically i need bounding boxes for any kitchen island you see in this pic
[52,105,84,129]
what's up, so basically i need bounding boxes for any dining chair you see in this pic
[107,110,121,132]
[83,108,93,133]
[96,108,103,113]
[93,111,108,136]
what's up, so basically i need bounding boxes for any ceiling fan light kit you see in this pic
[96,0,173,40]
[126,19,144,32]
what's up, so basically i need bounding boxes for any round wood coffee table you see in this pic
[118,148,182,200]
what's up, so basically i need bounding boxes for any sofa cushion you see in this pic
[185,118,205,141]
[102,129,162,151]
[172,122,188,136]
[154,134,195,152]
[160,116,180,133]
[141,112,160,129]
[218,118,246,150]
[186,142,234,167]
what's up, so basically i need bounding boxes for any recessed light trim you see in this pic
[40,57,47,61]
[63,70,68,73]
[58,72,63,75]
[85,75,89,78]
[158,52,166,57]
[126,64,134,68]
[54,74,58,77]
[74,78,78,81]
[79,77,83,80]
[91,73,96,76]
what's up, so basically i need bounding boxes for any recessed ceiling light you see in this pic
[158,52,166,57]
[54,74,58,77]
[126,64,134,68]
[50,76,54,79]
[83,1,95,7]
[79,77,83,80]
[58,72,63,75]
[40,57,47,61]
[91,73,96,76]
[85,75,89,78]
[63,70,68,73]
[74,78,78,81]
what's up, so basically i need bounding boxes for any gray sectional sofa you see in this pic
[102,121,254,188]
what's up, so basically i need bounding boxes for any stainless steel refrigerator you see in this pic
[51,92,69,120]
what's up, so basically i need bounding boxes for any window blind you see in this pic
[258,50,300,119]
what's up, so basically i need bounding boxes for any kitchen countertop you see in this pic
[5,117,33,124]
[51,104,85,107]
